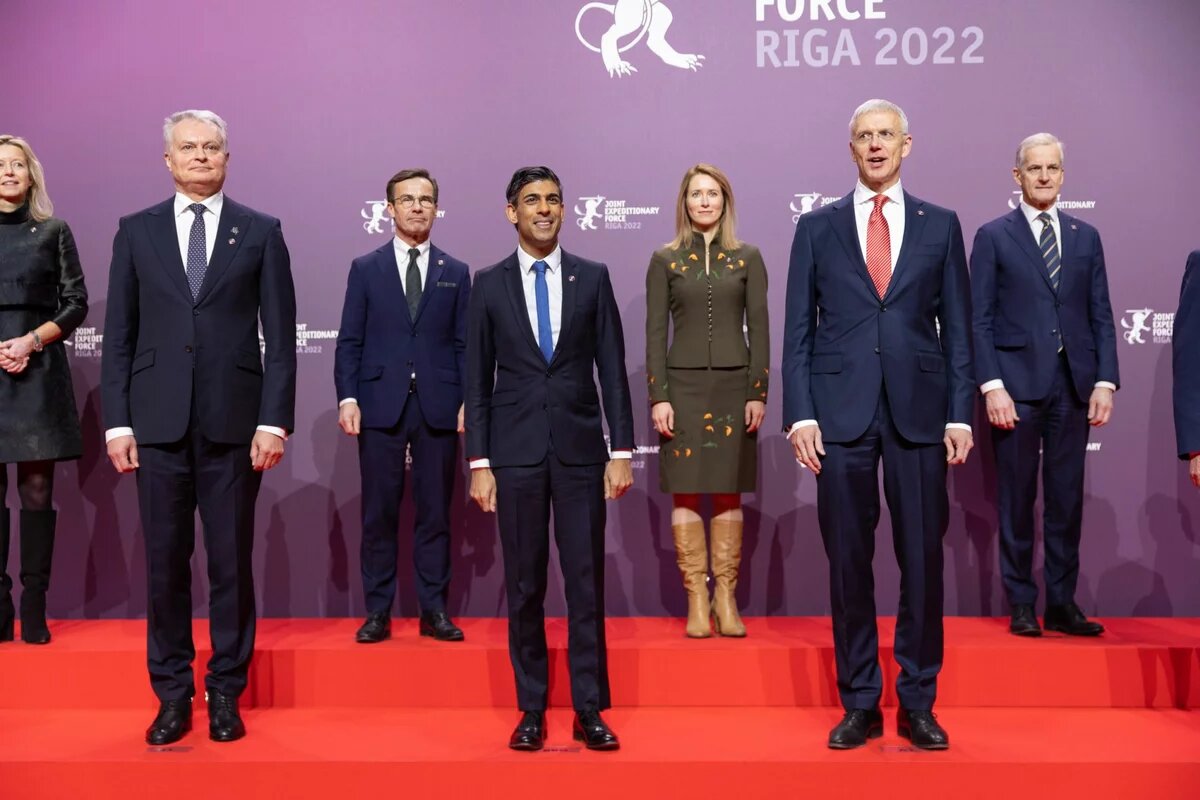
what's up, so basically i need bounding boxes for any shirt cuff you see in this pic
[339,398,358,407]
[787,420,818,436]
[1094,381,1117,391]
[105,427,134,443]
[469,458,490,469]
[980,379,1005,394]
[257,425,288,440]
[946,423,972,432]
[610,450,631,460]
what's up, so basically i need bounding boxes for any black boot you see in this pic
[0,508,12,642]
[19,509,55,645]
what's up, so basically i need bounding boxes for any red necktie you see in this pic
[866,194,891,298]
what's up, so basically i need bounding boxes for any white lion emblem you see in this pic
[575,196,606,230]
[575,0,704,78]
[361,201,390,234]
[790,192,823,223]
[1121,308,1154,344]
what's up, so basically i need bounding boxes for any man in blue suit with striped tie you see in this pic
[970,133,1119,638]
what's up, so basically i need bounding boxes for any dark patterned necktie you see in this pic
[186,203,207,299]
[1038,212,1060,292]
[405,247,422,320]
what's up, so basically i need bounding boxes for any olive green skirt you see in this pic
[658,367,757,494]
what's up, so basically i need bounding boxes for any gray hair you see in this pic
[1015,132,1064,168]
[849,99,910,135]
[163,110,229,151]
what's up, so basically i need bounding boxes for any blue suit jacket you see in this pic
[101,196,297,445]
[1173,250,1200,458]
[970,208,1119,403]
[782,191,974,444]
[334,241,470,431]
[465,250,634,467]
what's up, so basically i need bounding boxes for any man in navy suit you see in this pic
[466,166,634,751]
[102,110,296,744]
[1173,250,1200,486]
[782,99,973,750]
[971,133,1118,639]
[334,168,470,644]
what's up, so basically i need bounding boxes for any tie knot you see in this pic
[408,247,420,261]
[533,259,547,275]
[188,203,206,217]
[872,194,888,210]
[1037,211,1053,226]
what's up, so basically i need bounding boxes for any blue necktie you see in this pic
[533,260,554,362]
[1038,212,1064,352]
[186,203,207,299]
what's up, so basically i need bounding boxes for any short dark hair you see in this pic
[386,168,439,204]
[505,166,562,206]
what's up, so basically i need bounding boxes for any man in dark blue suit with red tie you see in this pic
[971,134,1118,639]
[335,169,470,644]
[465,166,634,752]
[782,99,974,750]
[1175,251,1200,487]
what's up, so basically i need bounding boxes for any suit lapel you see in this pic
[1058,210,1079,293]
[829,194,877,297]
[503,254,543,359]
[1003,208,1056,294]
[413,245,446,326]
[375,241,411,331]
[887,192,928,299]
[194,199,250,305]
[147,199,193,303]
[554,252,580,366]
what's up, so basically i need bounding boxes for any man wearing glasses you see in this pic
[335,168,471,644]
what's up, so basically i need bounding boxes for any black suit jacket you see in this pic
[101,196,297,445]
[465,250,633,467]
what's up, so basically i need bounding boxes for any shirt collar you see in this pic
[393,237,431,259]
[854,180,904,207]
[1019,198,1059,226]
[517,244,562,274]
[174,191,223,218]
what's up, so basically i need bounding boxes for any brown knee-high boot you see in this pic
[710,516,746,637]
[672,520,712,638]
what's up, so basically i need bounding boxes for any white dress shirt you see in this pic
[788,180,970,437]
[978,200,1116,396]
[105,191,287,443]
[469,245,628,469]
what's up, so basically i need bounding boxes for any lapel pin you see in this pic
[228,238,236,245]
[231,226,239,235]
[917,209,925,216]
[437,259,444,266]
[1070,224,1078,230]
[569,274,576,282]
[29,226,36,233]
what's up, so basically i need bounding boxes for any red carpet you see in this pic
[1,617,1198,798]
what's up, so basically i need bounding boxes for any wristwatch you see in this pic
[29,331,43,352]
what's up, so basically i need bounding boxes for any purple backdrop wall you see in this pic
[8,0,1200,619]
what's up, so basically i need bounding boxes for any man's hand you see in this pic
[744,400,766,433]
[985,387,1019,430]
[470,467,497,512]
[250,430,285,471]
[338,402,361,436]
[945,428,973,465]
[457,403,465,434]
[1088,387,1114,427]
[604,459,633,500]
[1190,454,1200,489]
[651,401,674,438]
[789,424,824,475]
[107,434,139,473]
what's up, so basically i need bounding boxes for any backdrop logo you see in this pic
[575,0,704,77]
[1007,191,1096,211]
[790,192,837,222]
[360,201,445,234]
[67,326,103,358]
[1121,308,1174,344]
[574,195,660,231]
[258,323,340,355]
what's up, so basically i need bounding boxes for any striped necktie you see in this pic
[865,194,891,298]
[1038,212,1061,292]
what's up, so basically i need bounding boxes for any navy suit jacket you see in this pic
[1173,250,1200,458]
[782,191,974,444]
[334,241,470,431]
[101,196,296,445]
[465,250,634,467]
[970,208,1119,403]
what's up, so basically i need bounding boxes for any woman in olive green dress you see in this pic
[645,164,769,637]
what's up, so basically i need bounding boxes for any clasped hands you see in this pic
[0,334,36,373]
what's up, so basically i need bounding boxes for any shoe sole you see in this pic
[508,741,544,752]
[146,722,192,746]
[827,726,882,749]
[1009,627,1042,637]
[355,634,391,644]
[1043,623,1103,636]
[419,628,465,642]
[897,727,949,750]
[209,730,246,743]
[572,733,620,751]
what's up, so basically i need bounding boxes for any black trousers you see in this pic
[358,393,458,614]
[817,389,948,711]
[136,412,261,702]
[494,449,609,712]
[992,355,1090,607]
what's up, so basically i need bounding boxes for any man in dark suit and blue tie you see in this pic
[334,168,470,644]
[971,133,1118,639]
[102,110,296,744]
[1175,250,1200,486]
[782,99,974,750]
[465,166,634,751]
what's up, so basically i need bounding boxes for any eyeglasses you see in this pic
[853,130,904,145]
[391,194,436,209]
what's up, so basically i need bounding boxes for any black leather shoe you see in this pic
[508,711,545,751]
[355,612,391,643]
[573,710,620,751]
[1009,604,1042,636]
[897,708,949,750]
[1044,603,1104,636]
[827,708,883,749]
[145,698,192,745]
[419,610,464,642]
[207,691,246,742]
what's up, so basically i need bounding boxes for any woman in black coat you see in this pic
[0,135,88,644]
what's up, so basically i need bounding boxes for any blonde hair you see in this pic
[667,163,741,252]
[0,135,53,221]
